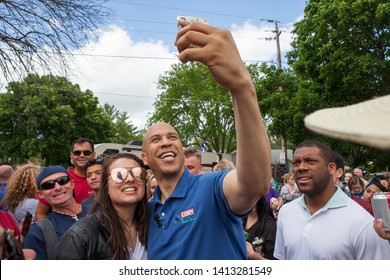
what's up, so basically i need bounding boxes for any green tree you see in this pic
[102,103,141,143]
[253,63,300,148]
[289,0,389,105]
[0,74,114,165]
[148,62,236,153]
[287,0,390,170]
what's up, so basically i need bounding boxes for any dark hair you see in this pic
[367,176,387,192]
[242,197,276,259]
[71,138,94,152]
[296,140,334,164]
[333,150,345,170]
[83,157,104,175]
[93,153,148,259]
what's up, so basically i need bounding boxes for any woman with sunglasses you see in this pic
[56,153,148,260]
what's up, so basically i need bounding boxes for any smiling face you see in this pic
[39,172,74,207]
[293,146,335,197]
[142,122,185,179]
[107,158,146,207]
[70,142,96,170]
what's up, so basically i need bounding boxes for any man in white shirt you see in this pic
[274,140,390,260]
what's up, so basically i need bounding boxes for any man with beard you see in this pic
[274,140,390,259]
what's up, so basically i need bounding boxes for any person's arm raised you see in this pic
[176,20,271,215]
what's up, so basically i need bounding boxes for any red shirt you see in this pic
[68,169,93,203]
[0,210,20,237]
[352,196,374,216]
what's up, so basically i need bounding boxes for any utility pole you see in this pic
[259,18,283,70]
[259,18,288,174]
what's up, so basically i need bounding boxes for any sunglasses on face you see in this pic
[40,176,71,190]
[109,167,146,183]
[72,150,93,156]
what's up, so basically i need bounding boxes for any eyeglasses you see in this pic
[40,176,71,190]
[109,167,146,183]
[72,150,93,156]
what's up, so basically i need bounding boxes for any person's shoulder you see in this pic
[345,197,374,220]
[23,197,39,208]
[278,199,300,213]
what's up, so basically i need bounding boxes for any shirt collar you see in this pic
[298,186,349,212]
[150,169,191,204]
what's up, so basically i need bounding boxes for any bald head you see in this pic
[0,165,14,183]
[142,122,179,152]
[353,168,363,177]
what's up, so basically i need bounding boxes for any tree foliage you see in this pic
[287,0,390,170]
[289,0,389,105]
[0,0,110,81]
[148,62,237,153]
[0,74,114,165]
[102,104,140,144]
[253,63,300,147]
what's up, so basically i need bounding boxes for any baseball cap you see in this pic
[304,95,390,150]
[36,165,69,188]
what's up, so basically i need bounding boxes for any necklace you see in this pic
[52,205,82,221]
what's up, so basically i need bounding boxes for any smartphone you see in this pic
[3,229,25,260]
[177,16,209,49]
[21,212,33,236]
[177,15,209,30]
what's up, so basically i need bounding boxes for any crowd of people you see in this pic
[1,19,389,260]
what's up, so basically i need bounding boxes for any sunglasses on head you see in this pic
[95,157,105,164]
[109,167,146,183]
[72,150,93,156]
[40,176,71,190]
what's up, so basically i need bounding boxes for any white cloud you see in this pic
[231,20,295,64]
[69,26,176,130]
[67,21,296,130]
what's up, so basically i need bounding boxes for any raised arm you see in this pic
[176,20,271,215]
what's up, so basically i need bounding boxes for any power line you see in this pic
[0,47,275,63]
[110,1,257,20]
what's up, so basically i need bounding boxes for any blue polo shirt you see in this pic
[148,169,248,260]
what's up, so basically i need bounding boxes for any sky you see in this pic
[62,0,308,130]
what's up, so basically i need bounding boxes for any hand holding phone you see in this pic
[177,16,209,48]
[177,16,209,30]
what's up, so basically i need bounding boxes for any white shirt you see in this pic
[274,187,390,260]
[128,235,147,260]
